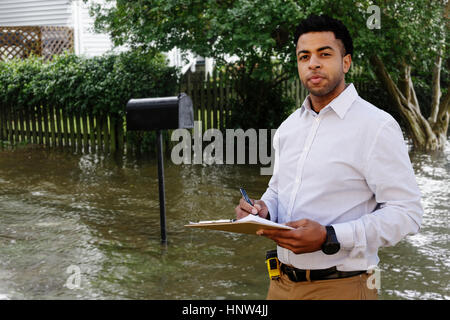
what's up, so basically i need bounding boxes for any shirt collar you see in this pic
[301,83,358,119]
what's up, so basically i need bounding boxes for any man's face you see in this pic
[296,31,351,97]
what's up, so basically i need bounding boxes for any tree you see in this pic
[356,1,449,151]
[88,0,448,150]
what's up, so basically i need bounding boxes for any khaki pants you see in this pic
[267,271,378,300]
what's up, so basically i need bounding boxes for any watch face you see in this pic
[323,242,340,255]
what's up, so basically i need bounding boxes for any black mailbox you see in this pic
[126,93,193,131]
[125,93,194,245]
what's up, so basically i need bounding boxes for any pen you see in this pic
[239,187,258,216]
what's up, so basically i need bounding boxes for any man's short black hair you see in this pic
[293,14,353,57]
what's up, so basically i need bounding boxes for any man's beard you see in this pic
[302,75,342,97]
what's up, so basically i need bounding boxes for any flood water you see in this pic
[0,140,448,300]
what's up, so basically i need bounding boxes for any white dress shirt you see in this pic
[261,83,423,271]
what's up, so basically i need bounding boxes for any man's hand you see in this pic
[235,198,269,220]
[256,219,327,254]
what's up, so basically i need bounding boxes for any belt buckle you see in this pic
[291,269,298,282]
[283,265,299,282]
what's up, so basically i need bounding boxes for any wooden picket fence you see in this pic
[0,104,124,154]
[0,70,369,154]
[181,70,233,132]
[180,69,309,132]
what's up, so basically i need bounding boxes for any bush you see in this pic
[0,49,179,116]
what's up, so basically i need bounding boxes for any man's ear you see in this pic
[343,54,352,74]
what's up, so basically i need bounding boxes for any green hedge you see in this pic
[0,50,179,116]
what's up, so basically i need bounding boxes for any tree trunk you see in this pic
[370,55,449,151]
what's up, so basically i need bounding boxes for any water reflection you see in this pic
[0,141,448,300]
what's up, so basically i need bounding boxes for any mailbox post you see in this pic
[126,93,194,244]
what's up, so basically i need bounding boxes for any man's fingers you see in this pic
[285,219,309,228]
[235,205,249,219]
[257,230,307,254]
[258,229,299,240]
[275,241,307,254]
[240,197,258,215]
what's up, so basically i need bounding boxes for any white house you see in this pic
[0,0,213,74]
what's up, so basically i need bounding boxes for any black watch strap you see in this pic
[326,225,338,241]
[321,226,340,255]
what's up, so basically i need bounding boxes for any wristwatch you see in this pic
[321,226,340,255]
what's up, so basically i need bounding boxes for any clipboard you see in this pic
[185,214,293,235]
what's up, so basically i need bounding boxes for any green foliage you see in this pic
[89,0,302,79]
[0,50,179,116]
[88,0,447,131]
[89,0,447,81]
[88,0,303,128]
[0,55,43,110]
[90,1,297,64]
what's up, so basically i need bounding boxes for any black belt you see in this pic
[280,264,366,282]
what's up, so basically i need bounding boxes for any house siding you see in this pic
[73,0,117,56]
[0,0,72,26]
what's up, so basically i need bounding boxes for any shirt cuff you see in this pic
[331,222,354,249]
[260,195,277,223]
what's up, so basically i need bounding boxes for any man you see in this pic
[235,14,423,300]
